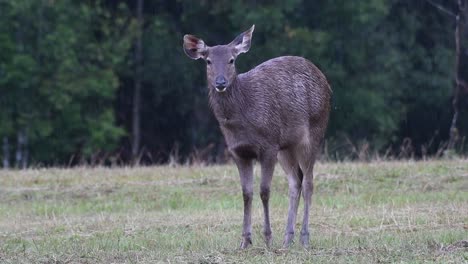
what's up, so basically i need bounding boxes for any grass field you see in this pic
[0,160,467,263]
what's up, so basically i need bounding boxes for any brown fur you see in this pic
[183,25,331,248]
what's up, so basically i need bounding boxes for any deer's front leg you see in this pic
[260,154,276,247]
[235,158,254,249]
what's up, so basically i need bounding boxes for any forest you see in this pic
[0,0,467,166]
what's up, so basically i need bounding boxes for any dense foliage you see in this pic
[0,0,466,165]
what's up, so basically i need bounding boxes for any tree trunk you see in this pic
[15,130,27,169]
[448,0,466,150]
[132,0,144,164]
[22,132,28,169]
[3,137,10,169]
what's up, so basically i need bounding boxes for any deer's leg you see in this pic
[278,150,302,248]
[298,151,316,248]
[259,154,276,247]
[235,158,254,249]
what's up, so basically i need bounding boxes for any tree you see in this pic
[131,0,144,163]
[0,0,135,166]
[426,0,468,151]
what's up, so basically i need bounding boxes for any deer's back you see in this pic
[240,56,330,126]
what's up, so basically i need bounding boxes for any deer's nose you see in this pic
[215,76,227,88]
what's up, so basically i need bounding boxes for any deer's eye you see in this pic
[206,59,212,65]
[229,58,234,64]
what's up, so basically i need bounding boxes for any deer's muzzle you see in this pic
[215,76,227,92]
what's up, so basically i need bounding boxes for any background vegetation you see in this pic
[0,0,467,166]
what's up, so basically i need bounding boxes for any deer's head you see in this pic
[183,25,255,92]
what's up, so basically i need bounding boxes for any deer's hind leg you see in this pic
[278,149,302,247]
[296,140,320,248]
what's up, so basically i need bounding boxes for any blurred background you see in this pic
[0,0,467,167]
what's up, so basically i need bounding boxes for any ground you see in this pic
[0,159,467,263]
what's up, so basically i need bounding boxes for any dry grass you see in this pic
[0,159,467,263]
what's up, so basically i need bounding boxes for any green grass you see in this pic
[0,160,467,263]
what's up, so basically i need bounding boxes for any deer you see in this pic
[183,25,331,249]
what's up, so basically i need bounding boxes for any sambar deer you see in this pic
[183,25,331,248]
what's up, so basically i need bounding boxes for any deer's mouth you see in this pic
[215,86,227,93]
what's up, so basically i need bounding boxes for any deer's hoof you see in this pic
[282,233,294,248]
[264,234,273,248]
[300,232,310,249]
[240,237,252,249]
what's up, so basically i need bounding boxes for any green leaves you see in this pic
[0,0,134,164]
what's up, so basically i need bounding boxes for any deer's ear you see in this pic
[183,34,208,60]
[230,25,255,56]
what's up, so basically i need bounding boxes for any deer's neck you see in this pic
[208,76,245,124]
